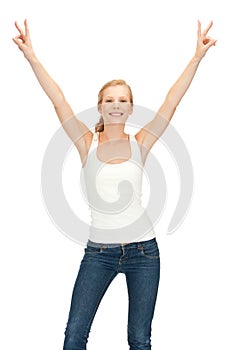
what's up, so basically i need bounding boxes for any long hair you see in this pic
[95,79,133,133]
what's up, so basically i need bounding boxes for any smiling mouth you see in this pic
[109,112,124,117]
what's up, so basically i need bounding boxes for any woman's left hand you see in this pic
[195,20,217,59]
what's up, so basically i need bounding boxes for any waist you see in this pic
[87,237,156,249]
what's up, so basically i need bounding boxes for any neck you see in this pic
[100,123,127,140]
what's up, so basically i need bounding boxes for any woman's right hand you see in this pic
[12,19,35,60]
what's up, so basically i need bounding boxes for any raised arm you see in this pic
[135,20,217,158]
[12,19,92,164]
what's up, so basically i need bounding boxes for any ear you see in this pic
[129,104,133,115]
[98,104,102,114]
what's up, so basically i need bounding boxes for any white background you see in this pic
[1,0,236,349]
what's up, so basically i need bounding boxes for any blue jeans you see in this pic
[63,238,160,350]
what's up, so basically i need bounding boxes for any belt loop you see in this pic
[137,243,143,250]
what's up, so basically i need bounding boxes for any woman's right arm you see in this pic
[12,19,92,163]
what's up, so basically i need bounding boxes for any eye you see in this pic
[105,99,112,103]
[120,99,128,103]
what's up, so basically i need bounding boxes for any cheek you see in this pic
[126,105,133,115]
[102,105,109,113]
[100,105,111,117]
[99,104,107,114]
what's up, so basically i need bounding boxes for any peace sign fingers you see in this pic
[196,20,217,59]
[12,19,34,60]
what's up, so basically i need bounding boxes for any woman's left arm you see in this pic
[135,20,217,151]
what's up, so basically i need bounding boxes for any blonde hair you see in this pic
[95,79,133,133]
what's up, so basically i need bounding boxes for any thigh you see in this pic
[125,240,160,331]
[64,247,118,342]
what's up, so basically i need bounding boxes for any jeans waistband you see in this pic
[87,238,156,249]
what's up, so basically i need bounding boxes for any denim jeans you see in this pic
[63,238,160,350]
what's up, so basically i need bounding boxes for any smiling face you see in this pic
[98,85,133,127]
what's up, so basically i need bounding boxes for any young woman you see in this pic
[13,19,216,350]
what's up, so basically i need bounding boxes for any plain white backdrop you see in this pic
[1,0,236,349]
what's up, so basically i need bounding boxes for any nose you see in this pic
[113,101,120,108]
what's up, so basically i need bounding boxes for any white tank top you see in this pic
[82,132,156,244]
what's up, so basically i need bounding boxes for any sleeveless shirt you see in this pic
[82,132,156,244]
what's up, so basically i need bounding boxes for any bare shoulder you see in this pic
[134,129,146,146]
[134,128,153,147]
[134,130,141,143]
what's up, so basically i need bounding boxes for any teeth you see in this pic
[110,113,123,116]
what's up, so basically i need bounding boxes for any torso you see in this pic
[82,130,156,243]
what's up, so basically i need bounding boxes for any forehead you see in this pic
[103,85,130,97]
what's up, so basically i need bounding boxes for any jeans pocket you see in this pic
[140,241,160,259]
